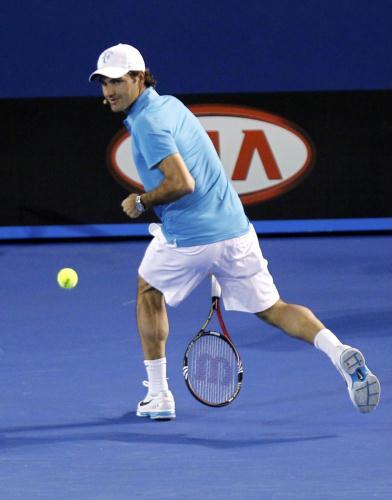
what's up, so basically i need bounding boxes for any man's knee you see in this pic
[138,275,153,293]
[137,275,163,305]
[256,299,285,324]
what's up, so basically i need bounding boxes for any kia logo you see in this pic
[107,104,315,204]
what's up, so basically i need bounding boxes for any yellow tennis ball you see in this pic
[57,268,78,289]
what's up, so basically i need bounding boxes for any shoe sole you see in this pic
[340,348,381,413]
[136,410,176,420]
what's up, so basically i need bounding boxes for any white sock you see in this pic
[314,329,347,366]
[144,357,169,395]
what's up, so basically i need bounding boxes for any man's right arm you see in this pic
[121,153,195,218]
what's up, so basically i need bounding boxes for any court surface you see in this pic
[1,234,391,499]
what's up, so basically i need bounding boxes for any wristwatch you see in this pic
[135,195,146,213]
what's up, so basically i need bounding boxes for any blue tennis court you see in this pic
[1,234,391,499]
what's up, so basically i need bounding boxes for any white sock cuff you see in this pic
[314,329,330,348]
[144,357,166,367]
[314,328,342,348]
[314,328,345,365]
[144,357,169,394]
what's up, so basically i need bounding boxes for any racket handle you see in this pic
[211,274,222,298]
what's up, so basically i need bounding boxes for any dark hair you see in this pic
[128,69,157,88]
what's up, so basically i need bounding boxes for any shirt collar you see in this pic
[123,87,159,130]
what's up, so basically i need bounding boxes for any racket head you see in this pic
[183,330,243,407]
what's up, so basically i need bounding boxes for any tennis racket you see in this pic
[183,275,243,407]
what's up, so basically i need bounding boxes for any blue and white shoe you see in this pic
[136,381,176,420]
[337,346,380,413]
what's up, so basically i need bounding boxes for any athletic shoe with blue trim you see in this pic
[337,346,380,413]
[136,381,176,420]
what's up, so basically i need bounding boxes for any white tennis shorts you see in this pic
[138,223,280,313]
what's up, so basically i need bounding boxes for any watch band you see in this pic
[135,195,146,213]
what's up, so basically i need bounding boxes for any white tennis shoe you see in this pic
[336,346,380,413]
[136,381,176,420]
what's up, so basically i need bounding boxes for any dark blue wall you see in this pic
[2,0,391,98]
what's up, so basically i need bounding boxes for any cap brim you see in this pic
[88,66,130,82]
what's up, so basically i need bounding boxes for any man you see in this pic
[89,43,380,420]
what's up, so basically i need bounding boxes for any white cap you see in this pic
[89,43,145,82]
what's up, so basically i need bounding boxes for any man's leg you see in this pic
[256,299,325,344]
[135,275,175,419]
[256,298,345,372]
[256,299,380,413]
[137,275,169,359]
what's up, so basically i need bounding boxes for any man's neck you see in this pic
[124,86,147,114]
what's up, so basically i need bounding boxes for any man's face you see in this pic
[100,74,143,113]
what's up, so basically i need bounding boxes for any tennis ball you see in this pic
[57,268,78,289]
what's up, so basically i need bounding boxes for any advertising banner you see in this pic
[1,90,391,236]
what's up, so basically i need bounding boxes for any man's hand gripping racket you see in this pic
[183,275,243,406]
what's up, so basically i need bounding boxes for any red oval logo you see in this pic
[107,104,315,205]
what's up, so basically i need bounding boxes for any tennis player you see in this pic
[89,43,380,420]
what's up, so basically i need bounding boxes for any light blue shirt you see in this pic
[123,87,249,247]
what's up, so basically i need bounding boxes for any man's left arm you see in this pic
[121,153,195,218]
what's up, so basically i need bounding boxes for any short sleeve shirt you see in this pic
[123,87,249,247]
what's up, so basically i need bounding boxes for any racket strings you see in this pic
[186,334,239,405]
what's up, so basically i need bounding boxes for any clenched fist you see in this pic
[121,193,142,218]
